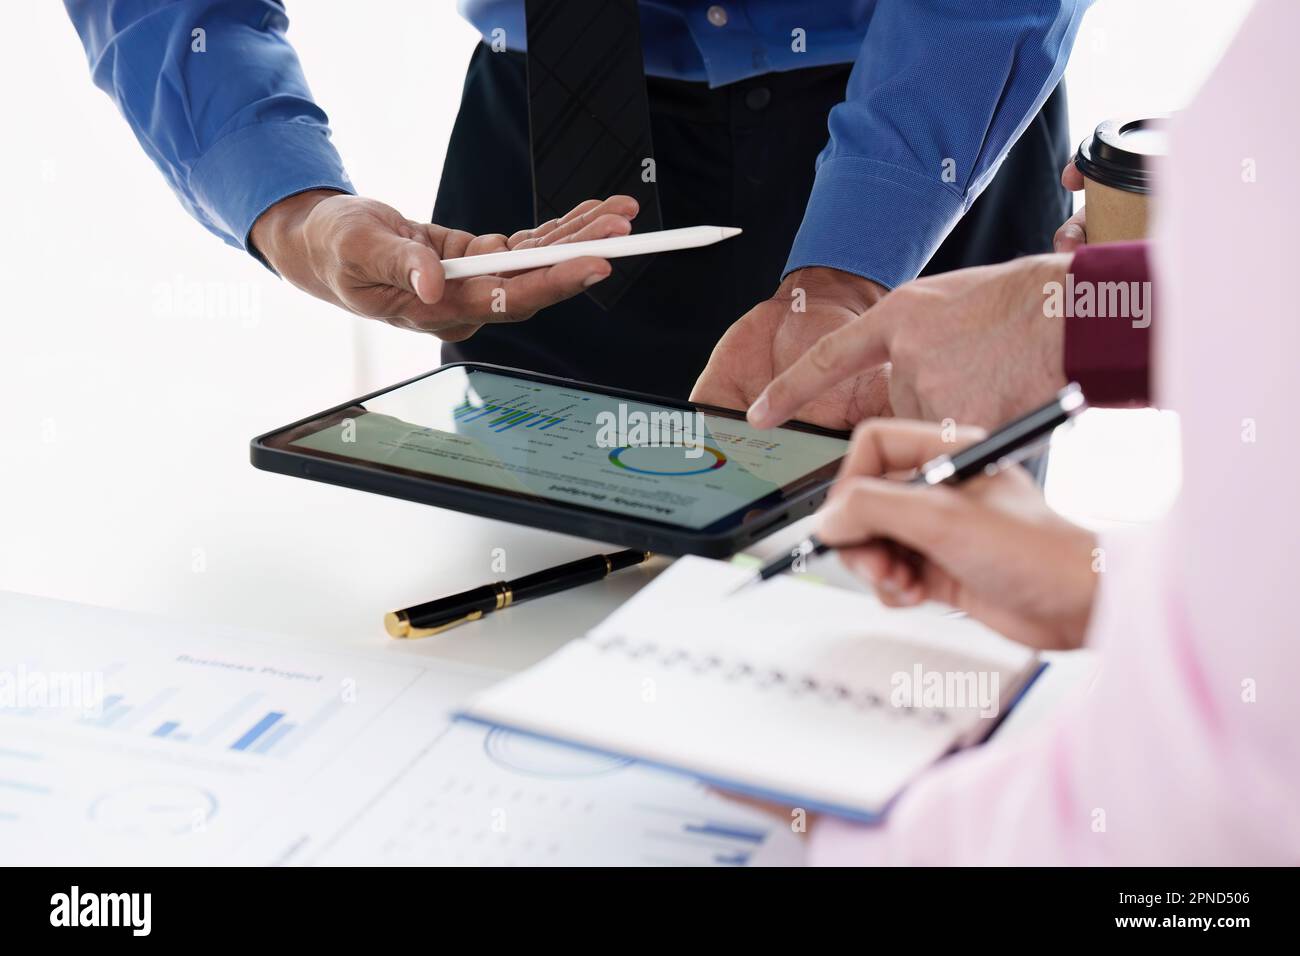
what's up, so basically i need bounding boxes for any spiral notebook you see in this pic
[459,556,1044,821]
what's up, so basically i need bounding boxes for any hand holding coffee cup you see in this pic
[1069,115,1168,245]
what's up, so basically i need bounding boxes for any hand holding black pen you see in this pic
[738,384,1087,590]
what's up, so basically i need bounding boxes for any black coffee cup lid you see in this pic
[1075,115,1169,194]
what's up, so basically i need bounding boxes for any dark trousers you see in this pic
[435,44,1071,400]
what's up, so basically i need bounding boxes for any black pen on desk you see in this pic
[385,549,653,638]
[739,383,1088,589]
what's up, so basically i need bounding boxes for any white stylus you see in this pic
[438,225,743,279]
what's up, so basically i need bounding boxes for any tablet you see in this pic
[251,363,849,557]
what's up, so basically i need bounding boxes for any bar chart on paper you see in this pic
[6,656,361,760]
[0,607,420,765]
[1,593,804,866]
[0,592,430,865]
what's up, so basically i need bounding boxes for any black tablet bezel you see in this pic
[250,363,849,557]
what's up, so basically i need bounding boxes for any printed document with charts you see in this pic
[460,557,1045,820]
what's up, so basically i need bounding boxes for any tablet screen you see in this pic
[280,366,847,531]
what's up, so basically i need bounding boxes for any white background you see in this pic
[0,1,1254,620]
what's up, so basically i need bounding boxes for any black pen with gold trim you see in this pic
[385,549,653,638]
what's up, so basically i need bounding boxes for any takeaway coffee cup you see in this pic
[1074,115,1168,243]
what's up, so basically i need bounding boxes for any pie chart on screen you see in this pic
[608,445,727,477]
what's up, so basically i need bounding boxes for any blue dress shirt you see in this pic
[65,0,1089,289]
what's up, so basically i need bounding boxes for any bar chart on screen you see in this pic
[452,386,592,435]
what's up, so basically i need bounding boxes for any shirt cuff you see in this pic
[784,157,965,290]
[188,121,355,257]
[1063,241,1154,406]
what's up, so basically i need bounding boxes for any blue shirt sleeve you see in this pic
[784,0,1091,289]
[64,0,354,254]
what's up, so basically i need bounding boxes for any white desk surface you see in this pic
[0,417,1098,733]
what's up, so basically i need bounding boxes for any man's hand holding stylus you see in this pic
[250,191,638,341]
[817,420,1097,650]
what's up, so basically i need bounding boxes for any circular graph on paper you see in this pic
[483,728,631,779]
[608,444,727,476]
[87,783,218,837]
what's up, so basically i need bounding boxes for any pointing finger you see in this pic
[748,314,892,428]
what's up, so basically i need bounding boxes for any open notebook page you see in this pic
[463,557,1039,819]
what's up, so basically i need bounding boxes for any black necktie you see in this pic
[524,0,663,308]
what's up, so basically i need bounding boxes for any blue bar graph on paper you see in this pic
[250,721,295,755]
[193,691,262,746]
[537,417,564,430]
[92,694,129,727]
[230,711,285,752]
[714,851,751,865]
[152,721,180,738]
[683,822,766,844]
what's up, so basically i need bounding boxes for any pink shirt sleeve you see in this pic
[810,0,1300,865]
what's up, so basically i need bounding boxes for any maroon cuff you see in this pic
[1062,241,1154,405]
